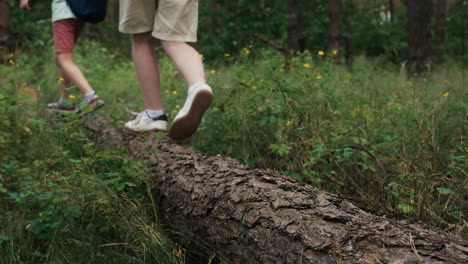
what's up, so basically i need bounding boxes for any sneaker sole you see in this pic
[168,90,213,140]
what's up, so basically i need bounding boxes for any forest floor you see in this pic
[1,42,466,262]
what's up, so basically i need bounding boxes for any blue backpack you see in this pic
[65,0,108,23]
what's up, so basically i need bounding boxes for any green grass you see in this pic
[191,50,467,236]
[1,38,466,264]
[0,60,184,262]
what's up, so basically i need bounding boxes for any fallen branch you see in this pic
[85,116,468,264]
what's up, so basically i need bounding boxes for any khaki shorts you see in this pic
[119,0,198,42]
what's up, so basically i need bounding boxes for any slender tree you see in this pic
[286,0,300,51]
[328,0,342,62]
[343,0,354,66]
[388,0,394,22]
[406,0,434,77]
[435,0,447,46]
[0,0,9,64]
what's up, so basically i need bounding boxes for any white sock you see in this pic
[145,109,164,119]
[84,91,96,102]
[188,81,206,96]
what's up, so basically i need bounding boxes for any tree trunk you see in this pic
[286,0,300,52]
[329,0,342,63]
[0,0,9,64]
[389,0,394,22]
[434,0,448,64]
[85,116,468,264]
[406,0,434,77]
[343,0,354,67]
[435,0,447,46]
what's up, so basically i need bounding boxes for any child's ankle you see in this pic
[84,91,96,102]
[145,109,164,119]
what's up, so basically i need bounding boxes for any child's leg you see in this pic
[130,33,162,110]
[55,53,94,95]
[162,41,213,140]
[53,19,101,105]
[161,41,205,87]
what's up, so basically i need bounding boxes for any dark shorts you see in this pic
[52,19,85,53]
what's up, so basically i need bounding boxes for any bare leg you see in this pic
[55,53,94,95]
[131,33,162,110]
[161,41,206,88]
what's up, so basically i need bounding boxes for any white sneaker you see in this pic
[125,111,168,132]
[168,84,214,140]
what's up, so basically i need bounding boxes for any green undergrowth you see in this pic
[1,37,467,259]
[0,82,184,262]
[194,49,467,238]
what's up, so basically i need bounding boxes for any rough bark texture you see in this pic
[0,0,9,64]
[406,0,434,77]
[85,116,468,264]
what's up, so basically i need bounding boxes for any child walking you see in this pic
[20,0,104,113]
[119,0,213,140]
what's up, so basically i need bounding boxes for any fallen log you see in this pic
[85,116,467,264]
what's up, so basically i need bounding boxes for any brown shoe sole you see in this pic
[168,90,213,140]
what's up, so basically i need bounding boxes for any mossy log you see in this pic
[85,116,467,264]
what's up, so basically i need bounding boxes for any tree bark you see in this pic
[406,0,434,77]
[329,0,342,63]
[343,0,354,67]
[286,0,300,52]
[389,0,394,22]
[0,0,9,64]
[435,0,447,46]
[85,116,468,264]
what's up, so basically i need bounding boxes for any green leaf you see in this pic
[397,203,414,214]
[0,235,10,244]
[436,187,455,195]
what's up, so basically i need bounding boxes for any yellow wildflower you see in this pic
[443,92,449,97]
[285,120,293,126]
[318,51,325,56]
[332,50,338,55]
[8,59,14,65]
[58,77,65,84]
[279,68,285,73]
[172,110,177,114]
[224,53,230,57]
[164,90,169,94]
[38,212,43,217]
[210,70,216,74]
[199,54,204,59]
[316,75,322,80]
[304,63,311,68]
[252,85,257,89]
[243,48,250,55]
[172,90,178,95]
[176,104,180,109]
[69,95,75,99]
